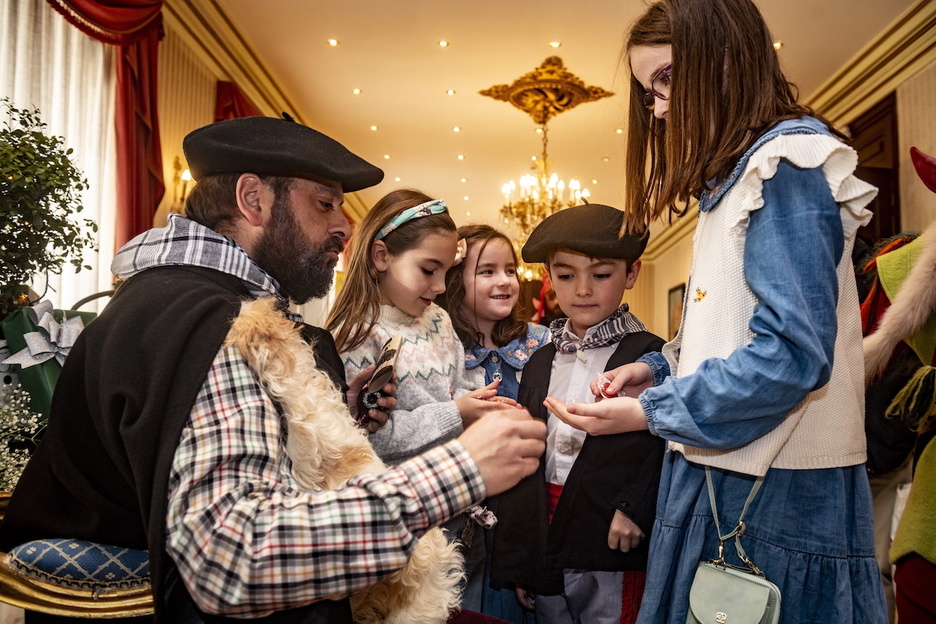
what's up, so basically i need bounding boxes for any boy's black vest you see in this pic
[492,331,665,595]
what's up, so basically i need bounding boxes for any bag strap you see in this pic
[704,466,766,576]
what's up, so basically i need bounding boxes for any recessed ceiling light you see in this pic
[535,127,543,133]
[446,89,456,95]
[591,179,598,184]
[549,41,561,48]
[602,156,610,162]
[370,125,378,131]
[457,154,464,160]
[615,128,624,134]
[460,178,467,183]
[383,154,390,159]
[466,211,472,217]
[438,40,449,47]
[773,41,783,49]
[394,177,401,182]
[352,88,361,95]
[327,39,339,47]
[463,196,469,201]
[453,126,461,132]
[531,156,538,161]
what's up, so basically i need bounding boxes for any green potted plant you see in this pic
[0,98,98,318]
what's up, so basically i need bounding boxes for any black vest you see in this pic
[491,331,666,595]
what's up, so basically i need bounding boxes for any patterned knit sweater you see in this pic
[340,304,476,465]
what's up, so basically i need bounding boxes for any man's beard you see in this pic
[252,195,343,304]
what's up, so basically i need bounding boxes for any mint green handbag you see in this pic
[686,468,781,624]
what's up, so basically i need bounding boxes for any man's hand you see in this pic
[608,510,645,552]
[458,408,546,496]
[346,365,397,434]
[543,395,648,436]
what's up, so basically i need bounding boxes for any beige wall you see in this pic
[629,215,695,340]
[154,25,217,227]
[898,58,936,231]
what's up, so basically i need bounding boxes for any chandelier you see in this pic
[480,56,613,276]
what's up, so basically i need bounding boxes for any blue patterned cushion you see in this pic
[8,539,150,591]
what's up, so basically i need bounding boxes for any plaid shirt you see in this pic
[134,215,485,616]
[165,343,483,617]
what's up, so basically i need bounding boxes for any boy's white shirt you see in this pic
[545,323,618,485]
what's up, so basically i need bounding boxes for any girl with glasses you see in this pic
[545,0,887,623]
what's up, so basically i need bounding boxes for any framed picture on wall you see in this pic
[668,283,685,340]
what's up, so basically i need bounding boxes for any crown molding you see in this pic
[163,0,376,222]
[642,206,698,262]
[806,0,936,127]
[162,0,306,123]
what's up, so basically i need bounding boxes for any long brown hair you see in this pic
[439,224,528,349]
[621,0,834,234]
[326,189,456,351]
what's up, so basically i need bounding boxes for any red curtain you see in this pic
[46,0,165,249]
[215,81,262,122]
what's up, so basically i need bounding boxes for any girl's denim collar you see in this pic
[464,324,548,370]
[699,116,829,213]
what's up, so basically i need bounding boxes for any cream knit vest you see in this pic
[665,131,877,476]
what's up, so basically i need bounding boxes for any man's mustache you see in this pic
[324,237,344,255]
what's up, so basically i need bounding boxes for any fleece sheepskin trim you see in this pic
[225,298,464,624]
[864,220,936,381]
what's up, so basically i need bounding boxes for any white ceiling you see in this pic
[218,0,915,228]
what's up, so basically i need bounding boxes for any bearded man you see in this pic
[0,115,546,624]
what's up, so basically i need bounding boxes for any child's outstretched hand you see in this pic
[456,380,513,426]
[608,510,645,552]
[543,395,648,436]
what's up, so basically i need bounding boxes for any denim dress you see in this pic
[465,322,550,623]
[635,119,886,624]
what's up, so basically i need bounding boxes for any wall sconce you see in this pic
[180,167,192,203]
[172,156,193,211]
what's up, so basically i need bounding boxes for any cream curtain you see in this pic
[1,0,116,313]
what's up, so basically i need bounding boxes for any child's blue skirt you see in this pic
[637,450,887,624]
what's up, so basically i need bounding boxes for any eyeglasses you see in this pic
[642,64,672,111]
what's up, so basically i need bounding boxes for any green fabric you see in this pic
[886,366,936,433]
[877,234,936,366]
[890,437,936,566]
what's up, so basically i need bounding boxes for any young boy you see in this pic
[491,203,665,624]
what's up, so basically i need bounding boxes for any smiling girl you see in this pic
[440,224,549,622]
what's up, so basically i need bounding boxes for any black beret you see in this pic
[183,115,384,192]
[521,203,649,262]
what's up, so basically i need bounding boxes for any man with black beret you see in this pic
[0,115,546,623]
[492,203,664,624]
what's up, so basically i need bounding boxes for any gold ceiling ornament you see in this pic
[480,57,611,280]
[479,56,613,125]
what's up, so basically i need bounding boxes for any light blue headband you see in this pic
[374,199,448,241]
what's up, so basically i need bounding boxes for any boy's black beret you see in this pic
[522,203,648,262]
[183,115,384,192]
